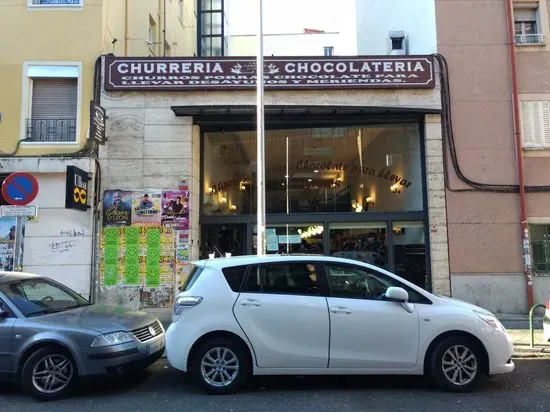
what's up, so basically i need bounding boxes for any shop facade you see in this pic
[96,55,449,314]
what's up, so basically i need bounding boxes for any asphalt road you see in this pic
[1,358,549,412]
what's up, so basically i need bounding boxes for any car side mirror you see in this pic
[385,286,409,302]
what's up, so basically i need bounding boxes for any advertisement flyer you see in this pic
[131,190,161,226]
[103,190,132,227]
[0,217,16,271]
[161,190,189,229]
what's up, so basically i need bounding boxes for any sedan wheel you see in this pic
[430,336,483,392]
[21,347,77,401]
[192,337,249,394]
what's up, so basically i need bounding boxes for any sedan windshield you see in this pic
[0,278,90,317]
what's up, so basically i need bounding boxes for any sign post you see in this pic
[1,172,40,272]
[256,0,266,256]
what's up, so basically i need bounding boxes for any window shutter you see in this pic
[521,101,550,148]
[514,8,537,21]
[31,78,77,120]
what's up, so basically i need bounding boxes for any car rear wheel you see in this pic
[429,336,484,392]
[191,337,249,394]
[21,346,77,401]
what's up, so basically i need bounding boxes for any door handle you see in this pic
[240,299,261,307]
[330,306,351,314]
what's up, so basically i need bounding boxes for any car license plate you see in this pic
[148,337,165,355]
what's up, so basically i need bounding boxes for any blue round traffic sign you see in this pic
[1,172,39,206]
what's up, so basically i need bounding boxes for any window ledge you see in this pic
[523,147,550,157]
[20,141,80,146]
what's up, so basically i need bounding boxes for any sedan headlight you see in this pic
[90,331,133,347]
[477,313,506,332]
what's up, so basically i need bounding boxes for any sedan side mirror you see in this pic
[385,286,409,302]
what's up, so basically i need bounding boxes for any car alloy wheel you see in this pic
[200,347,240,387]
[21,346,77,401]
[192,337,249,394]
[31,353,74,394]
[441,345,478,386]
[430,336,483,392]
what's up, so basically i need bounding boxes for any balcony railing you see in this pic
[516,33,545,45]
[26,118,76,142]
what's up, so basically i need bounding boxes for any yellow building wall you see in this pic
[0,0,196,157]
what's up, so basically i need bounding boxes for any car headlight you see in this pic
[173,296,202,318]
[477,313,506,332]
[90,331,133,347]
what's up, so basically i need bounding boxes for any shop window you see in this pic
[521,101,550,149]
[202,123,424,216]
[514,6,544,45]
[530,224,550,274]
[21,64,81,144]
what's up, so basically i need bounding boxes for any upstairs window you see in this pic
[521,101,550,149]
[530,224,550,274]
[323,47,334,56]
[514,6,544,45]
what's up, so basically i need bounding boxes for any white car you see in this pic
[165,255,514,394]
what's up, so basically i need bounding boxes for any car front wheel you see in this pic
[429,336,484,392]
[21,346,77,401]
[191,337,249,394]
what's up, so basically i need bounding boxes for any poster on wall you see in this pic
[161,190,189,229]
[0,217,16,271]
[131,190,161,226]
[103,190,132,227]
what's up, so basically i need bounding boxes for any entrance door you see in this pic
[200,224,246,258]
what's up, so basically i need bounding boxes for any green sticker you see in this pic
[124,263,140,285]
[104,246,118,265]
[104,264,118,286]
[145,265,160,287]
[125,245,139,263]
[125,226,140,245]
[146,246,160,264]
[104,228,119,245]
[146,229,161,245]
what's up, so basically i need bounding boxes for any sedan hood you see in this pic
[436,295,493,316]
[32,304,160,334]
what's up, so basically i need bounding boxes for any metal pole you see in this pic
[286,136,290,254]
[256,0,266,255]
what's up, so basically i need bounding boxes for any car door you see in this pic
[323,262,420,370]
[233,261,330,369]
[0,298,16,373]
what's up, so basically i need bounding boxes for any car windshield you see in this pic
[0,278,90,317]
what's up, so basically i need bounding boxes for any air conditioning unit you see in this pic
[387,31,408,55]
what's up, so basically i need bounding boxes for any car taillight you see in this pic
[173,296,202,318]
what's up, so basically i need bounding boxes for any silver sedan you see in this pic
[0,272,165,401]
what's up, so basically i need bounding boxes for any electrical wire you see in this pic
[432,53,550,193]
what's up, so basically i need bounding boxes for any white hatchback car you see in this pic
[165,255,514,394]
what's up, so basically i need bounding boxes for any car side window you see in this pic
[221,265,248,292]
[324,263,430,303]
[0,298,14,318]
[243,263,321,296]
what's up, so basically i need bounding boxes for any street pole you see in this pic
[256,0,266,255]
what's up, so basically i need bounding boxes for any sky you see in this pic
[227,0,355,35]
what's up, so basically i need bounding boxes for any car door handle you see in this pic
[330,306,352,314]
[240,299,261,307]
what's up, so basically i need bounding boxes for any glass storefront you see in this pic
[202,123,422,216]
[200,120,429,289]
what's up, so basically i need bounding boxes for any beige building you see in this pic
[0,0,195,300]
[435,0,550,313]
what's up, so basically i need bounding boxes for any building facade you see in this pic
[435,0,550,313]
[0,0,195,300]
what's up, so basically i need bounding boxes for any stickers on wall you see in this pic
[131,190,161,226]
[103,190,132,227]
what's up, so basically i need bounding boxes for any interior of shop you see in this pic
[200,120,429,288]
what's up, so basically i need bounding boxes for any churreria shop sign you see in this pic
[104,55,435,91]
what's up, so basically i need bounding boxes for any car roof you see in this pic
[0,271,41,283]
[192,254,375,270]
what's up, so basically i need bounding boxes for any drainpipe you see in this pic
[505,0,534,308]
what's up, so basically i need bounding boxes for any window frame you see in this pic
[241,261,330,297]
[520,100,550,149]
[529,222,550,275]
[20,62,82,146]
[28,0,84,9]
[514,4,545,46]
[321,262,432,304]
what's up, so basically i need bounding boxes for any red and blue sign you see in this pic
[1,172,39,206]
